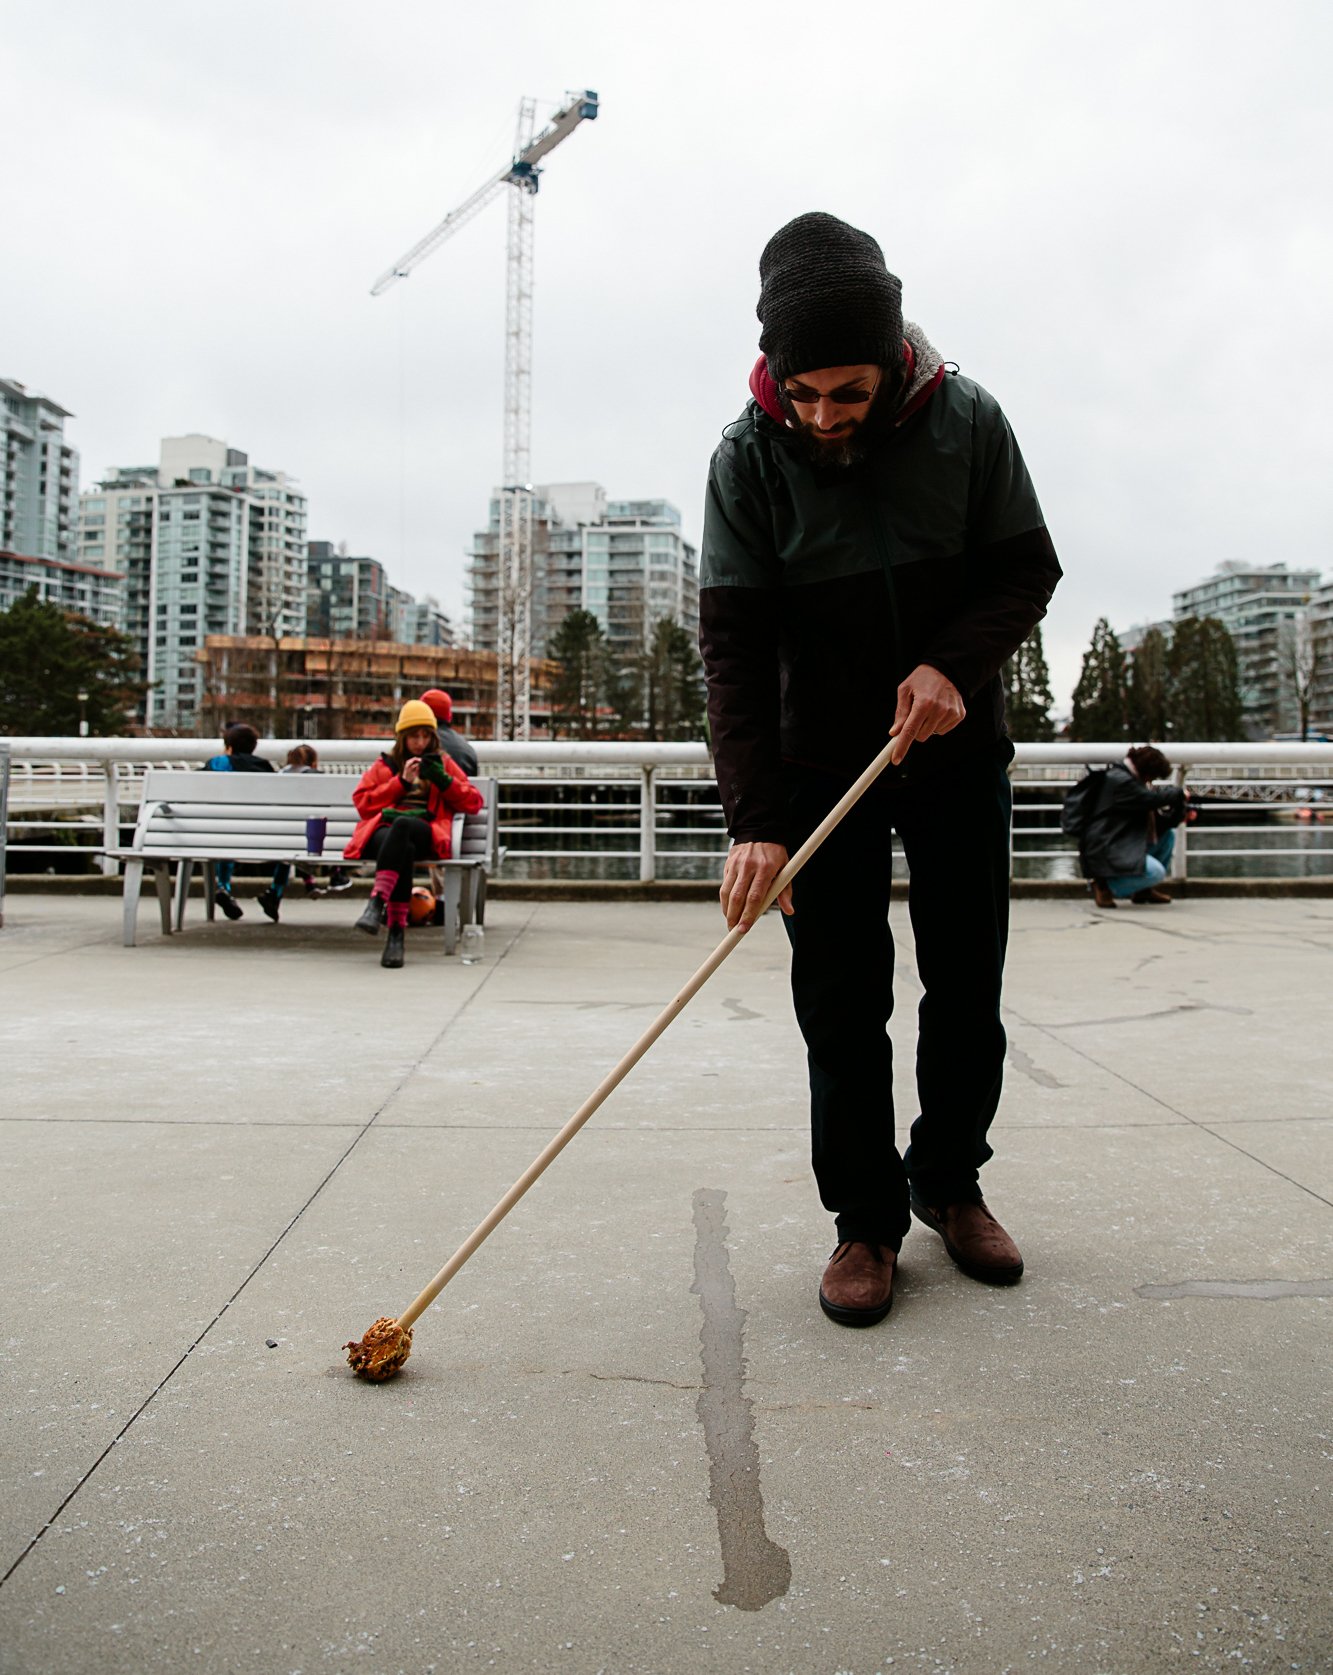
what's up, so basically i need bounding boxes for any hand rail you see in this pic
[4,739,1333,889]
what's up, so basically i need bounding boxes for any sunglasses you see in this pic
[781,380,878,406]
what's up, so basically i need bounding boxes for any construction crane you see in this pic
[372,90,599,740]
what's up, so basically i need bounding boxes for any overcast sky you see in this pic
[5,0,1330,709]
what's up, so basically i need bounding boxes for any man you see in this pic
[420,689,479,778]
[699,212,1061,1327]
[1079,746,1187,908]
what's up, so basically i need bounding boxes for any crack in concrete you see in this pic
[691,1188,791,1612]
[1006,1041,1063,1088]
[1046,1000,1253,1029]
[1136,1278,1333,1300]
[587,1371,699,1391]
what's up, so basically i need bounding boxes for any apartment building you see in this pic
[79,435,307,729]
[1173,560,1322,738]
[467,482,699,656]
[1,377,79,563]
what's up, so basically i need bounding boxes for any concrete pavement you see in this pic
[0,892,1329,1674]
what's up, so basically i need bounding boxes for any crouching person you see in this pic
[344,700,483,968]
[1081,745,1188,908]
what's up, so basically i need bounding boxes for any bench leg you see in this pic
[174,860,193,932]
[441,868,462,956]
[122,860,143,947]
[204,861,217,922]
[475,871,487,927]
[460,867,480,933]
[152,864,173,937]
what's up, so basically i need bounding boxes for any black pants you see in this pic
[366,819,437,900]
[782,743,1013,1250]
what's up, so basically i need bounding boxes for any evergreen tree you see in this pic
[1167,615,1243,740]
[645,620,707,740]
[1126,625,1171,740]
[547,608,611,737]
[1002,624,1055,741]
[1069,618,1129,740]
[0,589,148,735]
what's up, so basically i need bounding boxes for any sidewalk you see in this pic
[0,894,1329,1674]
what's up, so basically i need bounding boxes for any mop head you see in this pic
[344,1316,413,1381]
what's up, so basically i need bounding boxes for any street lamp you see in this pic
[77,689,89,738]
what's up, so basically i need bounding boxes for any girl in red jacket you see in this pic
[344,699,483,968]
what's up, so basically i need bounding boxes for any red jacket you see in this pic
[343,754,483,861]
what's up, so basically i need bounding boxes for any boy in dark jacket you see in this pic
[699,213,1061,1326]
[203,722,273,919]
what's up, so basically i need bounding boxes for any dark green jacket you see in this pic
[699,369,1061,843]
[1078,765,1186,879]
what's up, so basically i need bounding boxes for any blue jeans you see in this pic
[1107,829,1174,898]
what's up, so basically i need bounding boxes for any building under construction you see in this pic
[196,635,557,741]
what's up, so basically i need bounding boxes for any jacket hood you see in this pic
[747,320,946,430]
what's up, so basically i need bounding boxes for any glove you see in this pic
[419,755,452,792]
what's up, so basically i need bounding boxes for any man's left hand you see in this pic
[888,665,966,765]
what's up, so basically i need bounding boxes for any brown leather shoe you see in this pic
[1090,880,1116,909]
[911,1198,1024,1285]
[1131,886,1172,904]
[819,1241,895,1327]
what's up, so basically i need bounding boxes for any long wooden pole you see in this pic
[396,738,899,1331]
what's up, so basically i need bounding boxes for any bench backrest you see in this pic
[130,769,499,868]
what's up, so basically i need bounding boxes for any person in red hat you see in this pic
[420,689,478,777]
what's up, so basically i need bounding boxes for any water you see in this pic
[460,924,484,963]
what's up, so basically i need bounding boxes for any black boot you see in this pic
[355,896,385,935]
[380,926,405,969]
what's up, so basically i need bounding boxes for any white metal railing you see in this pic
[2,738,1333,886]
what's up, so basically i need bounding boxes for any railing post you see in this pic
[639,764,656,883]
[0,740,10,929]
[1172,762,1189,881]
[102,760,121,876]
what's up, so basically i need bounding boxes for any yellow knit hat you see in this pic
[395,699,438,733]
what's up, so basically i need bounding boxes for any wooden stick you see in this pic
[396,738,900,1331]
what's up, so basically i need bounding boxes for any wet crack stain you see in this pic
[1007,1041,1063,1088]
[1137,1278,1333,1300]
[691,1188,791,1611]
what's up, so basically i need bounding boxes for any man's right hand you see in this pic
[720,841,793,931]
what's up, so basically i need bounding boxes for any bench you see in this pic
[112,769,501,954]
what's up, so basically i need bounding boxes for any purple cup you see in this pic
[305,816,328,856]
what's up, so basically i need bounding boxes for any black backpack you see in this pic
[1061,767,1110,837]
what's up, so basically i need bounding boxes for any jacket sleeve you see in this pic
[919,402,1062,698]
[1107,775,1185,821]
[698,439,785,845]
[352,762,404,820]
[436,754,484,816]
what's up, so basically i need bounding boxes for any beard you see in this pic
[780,370,904,472]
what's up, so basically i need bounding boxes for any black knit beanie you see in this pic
[757,212,904,384]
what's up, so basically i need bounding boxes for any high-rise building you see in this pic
[1,378,79,562]
[307,542,393,639]
[394,592,454,648]
[79,435,307,729]
[0,549,124,628]
[1302,579,1333,737]
[1173,561,1322,738]
[467,482,698,656]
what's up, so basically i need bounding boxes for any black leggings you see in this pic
[366,819,437,900]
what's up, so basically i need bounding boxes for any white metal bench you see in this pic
[112,769,501,954]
